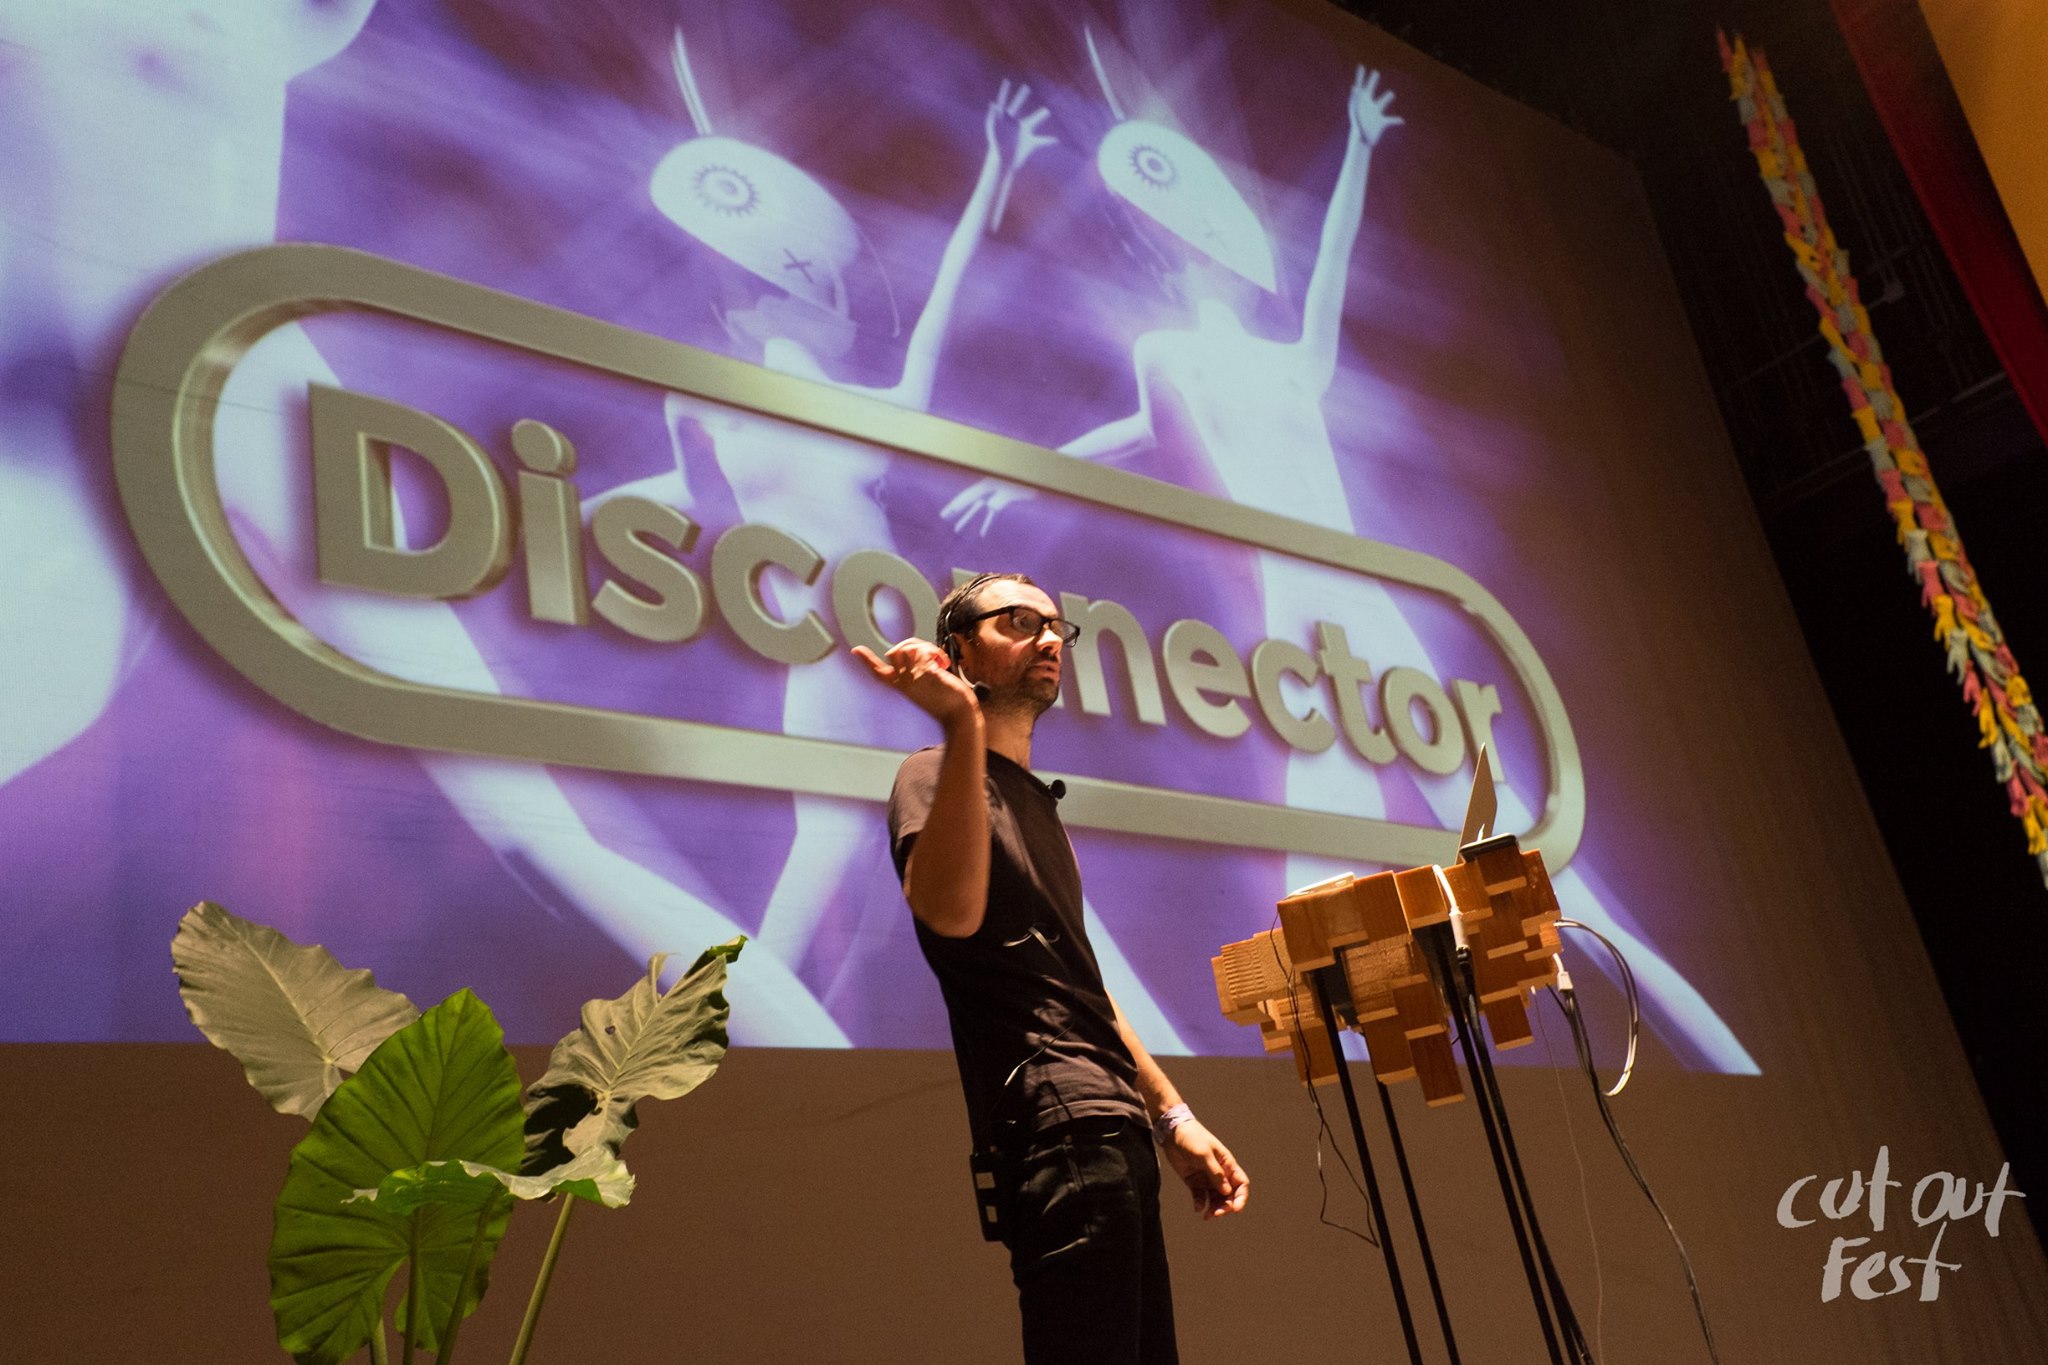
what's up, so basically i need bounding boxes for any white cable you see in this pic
[1557,917,1639,1097]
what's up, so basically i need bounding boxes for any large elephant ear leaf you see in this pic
[171,902,419,1120]
[348,1148,636,1215]
[524,939,742,1170]
[269,990,524,1365]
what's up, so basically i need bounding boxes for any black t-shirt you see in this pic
[888,746,1145,1151]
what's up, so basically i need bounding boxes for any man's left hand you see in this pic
[1161,1120,1249,1219]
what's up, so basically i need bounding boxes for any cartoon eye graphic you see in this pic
[1128,144,1178,189]
[692,164,760,215]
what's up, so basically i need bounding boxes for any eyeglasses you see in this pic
[960,605,1082,646]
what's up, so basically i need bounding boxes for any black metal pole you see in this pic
[1420,927,1566,1365]
[1374,1077,1463,1364]
[1311,967,1426,1365]
[1456,956,1594,1363]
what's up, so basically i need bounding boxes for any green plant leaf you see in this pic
[269,990,524,1365]
[170,901,418,1120]
[523,939,742,1168]
[349,1148,636,1214]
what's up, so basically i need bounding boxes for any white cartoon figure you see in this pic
[1,0,376,795]
[945,35,1753,1071]
[597,34,1183,1045]
[1,0,844,1045]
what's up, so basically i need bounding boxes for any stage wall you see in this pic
[2,0,2044,1359]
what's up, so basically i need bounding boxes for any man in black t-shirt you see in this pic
[854,571,1248,1365]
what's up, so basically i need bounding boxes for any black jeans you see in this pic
[1001,1116,1178,1365]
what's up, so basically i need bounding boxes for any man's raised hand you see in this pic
[851,639,982,730]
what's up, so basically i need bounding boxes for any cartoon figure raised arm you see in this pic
[1299,68,1402,392]
[944,58,1400,533]
[596,42,1052,516]
[884,80,1055,412]
[655,31,1052,408]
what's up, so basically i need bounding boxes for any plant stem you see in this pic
[402,1215,423,1365]
[507,1196,576,1365]
[370,1322,390,1365]
[437,1191,503,1365]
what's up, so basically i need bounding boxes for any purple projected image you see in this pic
[1,0,1754,1073]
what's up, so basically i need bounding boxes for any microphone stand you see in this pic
[1416,918,1590,1365]
[1310,967,1428,1365]
[1371,1064,1463,1365]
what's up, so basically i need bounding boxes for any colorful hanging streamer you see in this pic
[1720,34,2048,884]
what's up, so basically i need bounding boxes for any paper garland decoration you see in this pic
[1720,34,2048,886]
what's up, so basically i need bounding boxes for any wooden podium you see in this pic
[1213,835,1564,1104]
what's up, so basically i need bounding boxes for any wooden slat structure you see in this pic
[1213,835,1563,1105]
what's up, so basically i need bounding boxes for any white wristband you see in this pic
[1151,1103,1195,1146]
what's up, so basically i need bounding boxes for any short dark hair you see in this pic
[937,571,1041,660]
